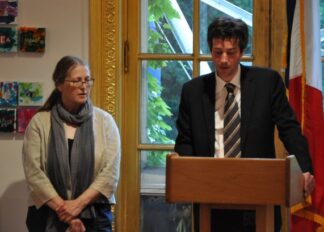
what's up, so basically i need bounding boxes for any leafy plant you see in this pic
[145,0,181,167]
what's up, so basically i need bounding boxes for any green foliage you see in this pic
[145,0,182,167]
[147,73,172,144]
[148,0,180,21]
[148,0,180,54]
[146,151,168,167]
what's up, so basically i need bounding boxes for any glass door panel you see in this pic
[140,60,192,144]
[141,195,192,232]
[141,0,194,54]
[140,150,193,231]
[200,61,215,75]
[320,0,324,107]
[141,150,168,193]
[199,0,253,56]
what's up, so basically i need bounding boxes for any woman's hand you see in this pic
[57,199,84,223]
[66,218,86,232]
[56,188,101,223]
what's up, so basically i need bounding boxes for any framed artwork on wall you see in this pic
[0,0,18,24]
[0,108,15,132]
[0,81,18,106]
[0,81,43,133]
[19,27,46,53]
[0,26,17,52]
[17,107,38,133]
[18,82,43,106]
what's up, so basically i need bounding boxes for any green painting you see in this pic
[18,82,43,106]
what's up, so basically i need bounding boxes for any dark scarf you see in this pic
[46,100,94,231]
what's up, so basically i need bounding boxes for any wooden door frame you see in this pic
[88,0,288,231]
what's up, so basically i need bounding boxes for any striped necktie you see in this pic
[224,83,241,158]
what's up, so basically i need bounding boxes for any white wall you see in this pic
[0,0,88,231]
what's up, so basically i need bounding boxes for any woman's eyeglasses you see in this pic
[64,78,94,88]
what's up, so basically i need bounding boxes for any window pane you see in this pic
[320,0,324,109]
[200,61,215,75]
[141,195,192,232]
[241,61,252,66]
[141,0,193,54]
[140,151,167,194]
[199,0,253,56]
[140,60,192,144]
[322,63,324,109]
[321,0,324,53]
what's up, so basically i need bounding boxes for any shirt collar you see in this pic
[216,65,241,93]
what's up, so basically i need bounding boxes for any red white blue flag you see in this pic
[286,0,324,231]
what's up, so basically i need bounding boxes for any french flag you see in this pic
[287,0,324,231]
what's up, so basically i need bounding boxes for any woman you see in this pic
[22,56,121,232]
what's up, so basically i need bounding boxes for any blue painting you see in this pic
[0,81,18,106]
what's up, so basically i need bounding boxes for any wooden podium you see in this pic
[166,154,304,232]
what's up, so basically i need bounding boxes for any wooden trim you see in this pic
[270,0,287,160]
[253,0,271,66]
[89,0,123,232]
[119,0,141,231]
[89,0,122,123]
[271,1,289,231]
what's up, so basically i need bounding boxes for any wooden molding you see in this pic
[89,0,121,123]
[89,1,122,232]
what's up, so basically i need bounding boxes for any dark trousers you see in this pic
[194,204,282,232]
[211,209,255,232]
[26,204,113,232]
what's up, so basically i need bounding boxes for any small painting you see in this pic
[0,108,15,132]
[19,27,45,52]
[18,82,43,106]
[0,26,17,52]
[0,0,18,24]
[0,81,18,106]
[17,107,38,133]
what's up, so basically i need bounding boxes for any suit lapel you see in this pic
[202,73,216,156]
[240,66,256,149]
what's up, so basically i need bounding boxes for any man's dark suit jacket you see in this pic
[174,65,313,231]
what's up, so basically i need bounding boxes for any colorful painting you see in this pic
[0,81,18,106]
[0,0,18,24]
[19,27,45,52]
[0,108,15,132]
[17,107,38,133]
[18,82,43,106]
[0,26,17,52]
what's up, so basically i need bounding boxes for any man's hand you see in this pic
[303,172,315,198]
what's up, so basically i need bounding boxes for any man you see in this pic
[174,17,315,232]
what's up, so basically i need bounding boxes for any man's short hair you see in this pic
[207,17,249,52]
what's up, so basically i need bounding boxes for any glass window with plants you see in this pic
[139,1,254,231]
